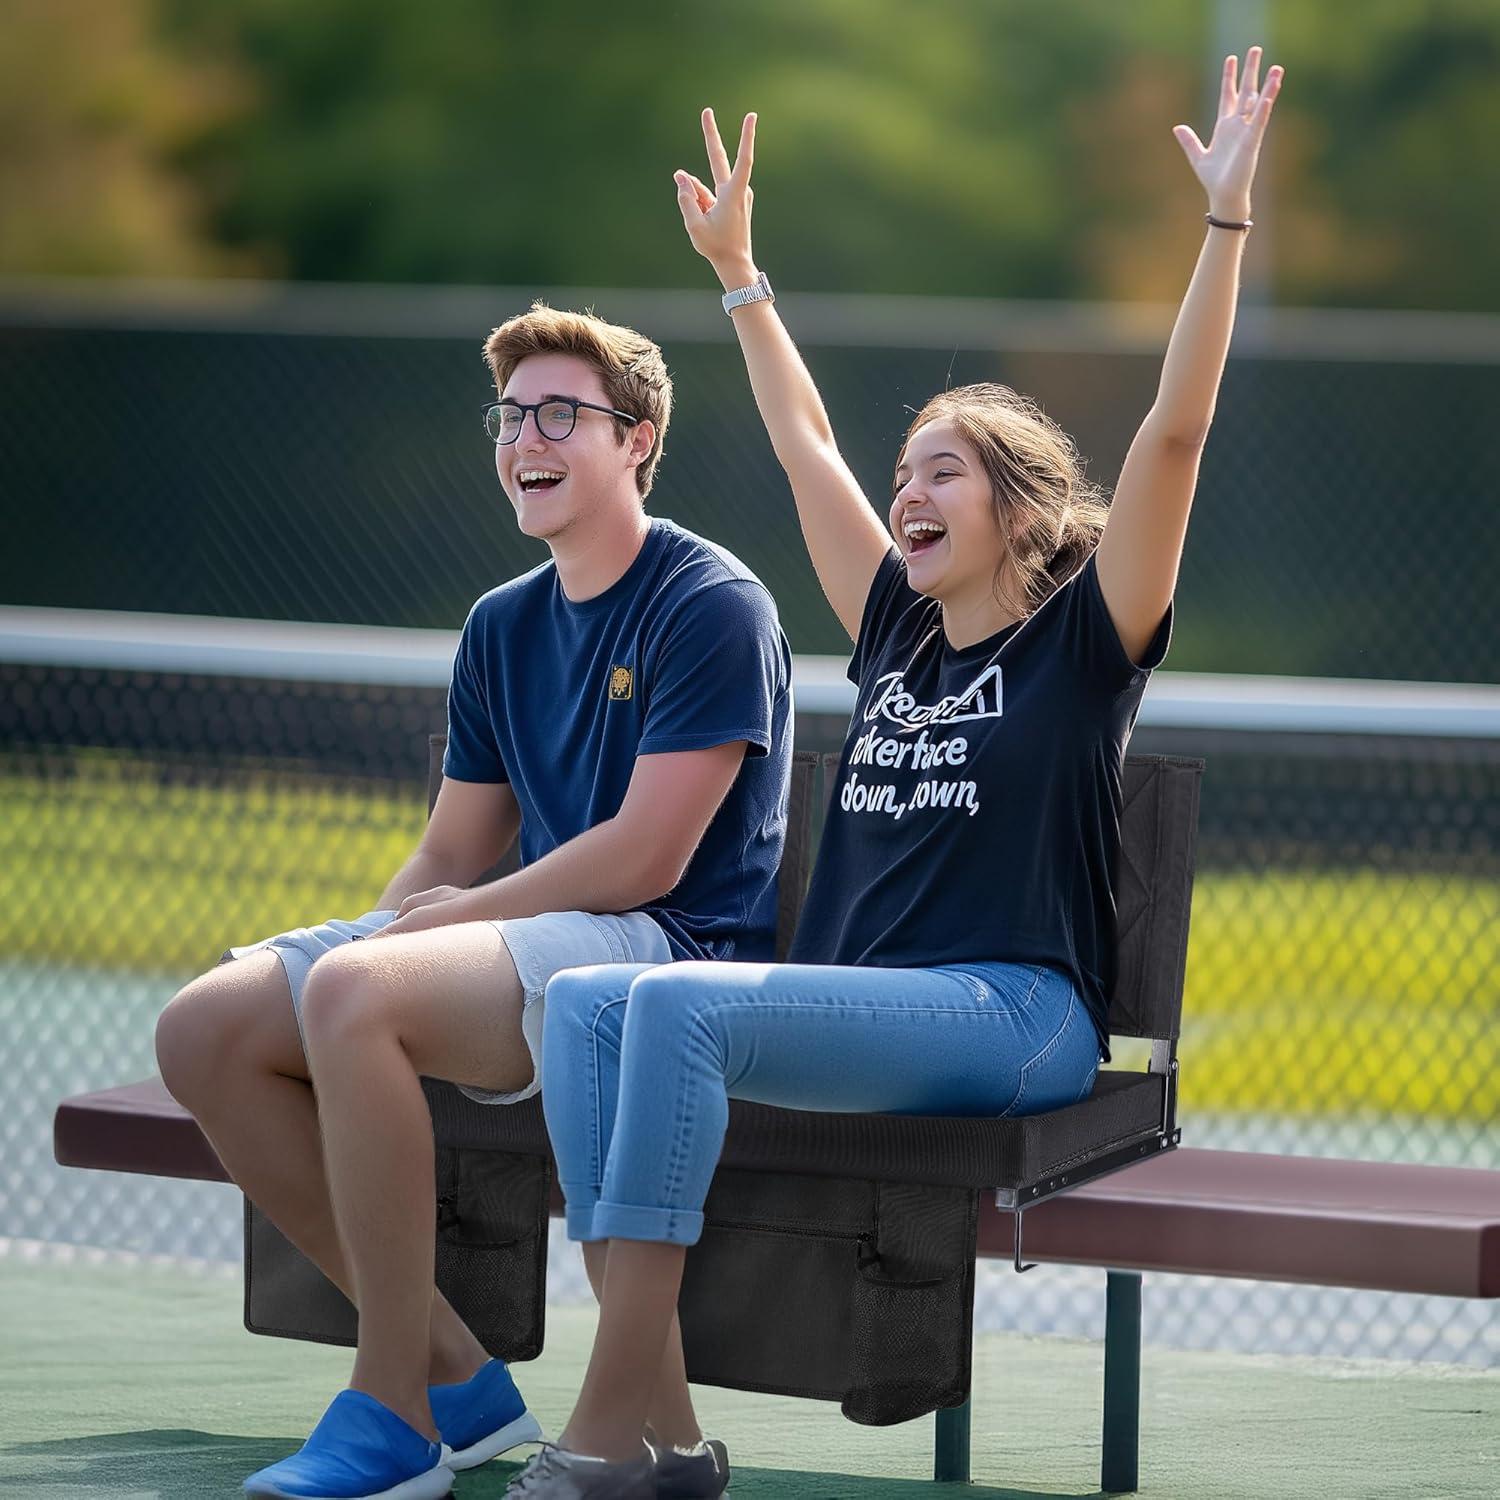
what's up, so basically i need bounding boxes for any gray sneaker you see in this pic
[505,1443,655,1499]
[655,1438,730,1499]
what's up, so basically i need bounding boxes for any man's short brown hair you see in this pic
[483,303,673,497]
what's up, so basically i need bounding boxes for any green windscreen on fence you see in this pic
[3,285,1497,684]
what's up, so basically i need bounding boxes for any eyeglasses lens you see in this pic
[536,402,576,439]
[487,402,578,444]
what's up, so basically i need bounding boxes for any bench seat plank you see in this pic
[56,1081,1498,1298]
[978,1148,1500,1298]
[54,1078,229,1184]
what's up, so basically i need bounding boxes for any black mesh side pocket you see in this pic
[842,1182,979,1425]
[434,1146,550,1362]
[244,1200,358,1345]
[679,1169,873,1400]
[244,1146,551,1361]
[676,1168,978,1425]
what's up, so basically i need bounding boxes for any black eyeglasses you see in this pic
[482,397,640,445]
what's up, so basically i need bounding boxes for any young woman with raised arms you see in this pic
[505,48,1283,1499]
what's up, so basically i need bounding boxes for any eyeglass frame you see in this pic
[482,396,641,445]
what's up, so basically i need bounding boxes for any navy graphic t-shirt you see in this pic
[443,518,793,961]
[789,548,1170,1050]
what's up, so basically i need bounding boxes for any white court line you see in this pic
[0,1234,237,1278]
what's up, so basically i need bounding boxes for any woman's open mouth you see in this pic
[903,519,947,555]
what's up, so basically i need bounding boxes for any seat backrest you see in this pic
[775,752,820,961]
[1109,755,1202,1041]
[426,736,818,962]
[818,750,1203,1043]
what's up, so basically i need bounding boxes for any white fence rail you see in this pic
[4,604,1496,736]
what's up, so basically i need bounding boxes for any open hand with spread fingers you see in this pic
[675,108,757,289]
[1173,46,1284,221]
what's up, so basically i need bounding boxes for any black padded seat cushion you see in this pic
[716,1071,1167,1190]
[423,1069,1165,1193]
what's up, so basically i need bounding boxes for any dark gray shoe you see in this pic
[654,1438,730,1500]
[504,1444,655,1499]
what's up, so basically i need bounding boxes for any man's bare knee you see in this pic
[156,974,225,1106]
[155,952,302,1107]
[300,928,532,1096]
[298,946,388,1062]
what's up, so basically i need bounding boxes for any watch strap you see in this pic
[721,271,774,315]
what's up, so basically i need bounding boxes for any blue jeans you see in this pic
[540,959,1101,1247]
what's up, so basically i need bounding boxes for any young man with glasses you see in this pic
[154,304,790,1500]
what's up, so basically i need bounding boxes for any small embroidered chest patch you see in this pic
[608,665,634,701]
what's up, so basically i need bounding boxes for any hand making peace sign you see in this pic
[675,108,757,280]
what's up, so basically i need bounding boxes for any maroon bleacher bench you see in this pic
[56,1075,1500,1305]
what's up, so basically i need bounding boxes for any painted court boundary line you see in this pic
[0,1234,237,1278]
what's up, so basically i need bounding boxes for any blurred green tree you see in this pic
[162,0,1152,295]
[5,0,1497,310]
[1272,0,1500,312]
[0,0,247,276]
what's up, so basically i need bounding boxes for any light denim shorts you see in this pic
[224,908,674,1106]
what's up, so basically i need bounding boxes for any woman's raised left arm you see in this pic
[1095,46,1284,662]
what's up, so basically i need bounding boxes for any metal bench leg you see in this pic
[934,1399,971,1483]
[1101,1270,1142,1493]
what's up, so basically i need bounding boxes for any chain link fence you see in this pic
[2,660,1495,1365]
[1,284,1496,1367]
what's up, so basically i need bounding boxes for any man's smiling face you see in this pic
[496,352,640,541]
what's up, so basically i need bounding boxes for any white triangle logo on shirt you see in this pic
[864,663,1004,732]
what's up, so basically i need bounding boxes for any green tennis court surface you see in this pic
[1,1257,1494,1499]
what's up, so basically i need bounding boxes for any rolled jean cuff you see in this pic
[591,1201,705,1248]
[565,1206,603,1243]
[559,1181,602,1243]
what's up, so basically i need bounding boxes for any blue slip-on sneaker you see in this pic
[428,1358,544,1471]
[244,1388,452,1500]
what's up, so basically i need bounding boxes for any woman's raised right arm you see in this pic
[677,110,891,641]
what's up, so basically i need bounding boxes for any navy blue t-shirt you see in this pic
[789,549,1170,1051]
[443,518,792,961]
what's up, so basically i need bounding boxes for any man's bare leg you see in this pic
[297,922,539,1440]
[154,950,489,1385]
[580,1240,702,1451]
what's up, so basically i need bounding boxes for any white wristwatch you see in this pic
[721,271,774,315]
